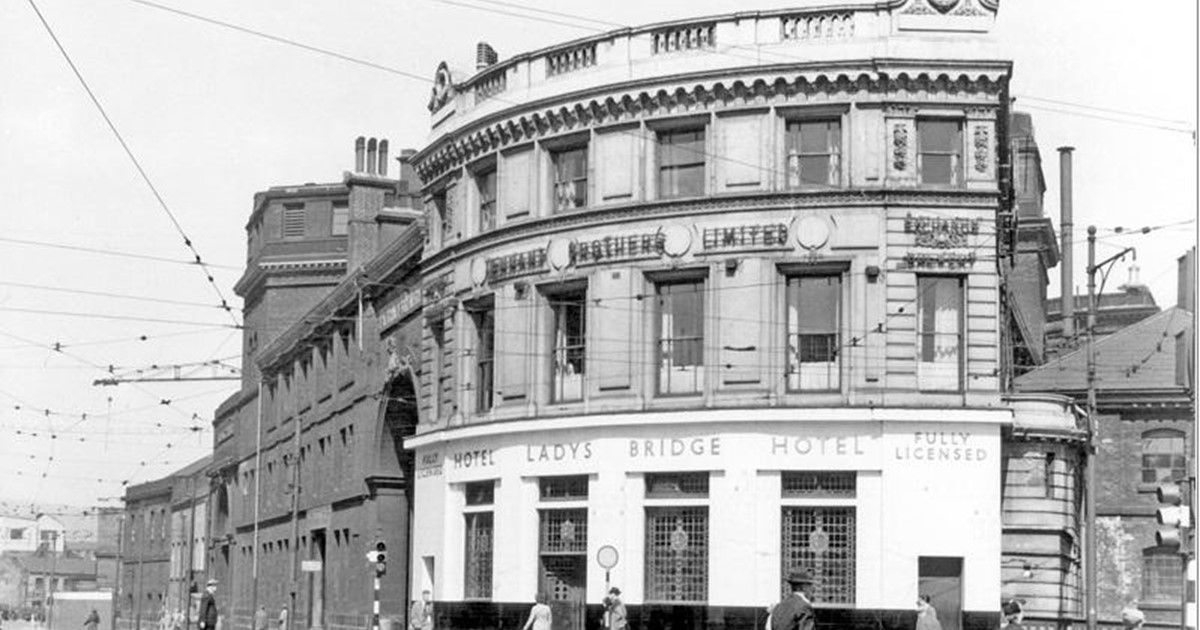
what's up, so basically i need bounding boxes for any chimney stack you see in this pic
[355,137,366,173]
[1058,146,1075,341]
[366,138,378,175]
[476,42,499,70]
[1179,247,1197,313]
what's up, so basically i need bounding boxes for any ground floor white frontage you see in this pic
[406,407,1005,630]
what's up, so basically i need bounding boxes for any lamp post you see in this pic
[1085,226,1136,630]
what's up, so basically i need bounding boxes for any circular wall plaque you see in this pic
[547,238,572,271]
[660,224,693,258]
[469,257,488,286]
[796,216,831,251]
[597,545,619,569]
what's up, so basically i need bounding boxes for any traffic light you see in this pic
[1155,483,1192,549]
[374,540,387,575]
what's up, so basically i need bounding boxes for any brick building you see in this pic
[1015,250,1195,627]
[206,139,423,630]
[119,474,174,630]
[403,3,1081,630]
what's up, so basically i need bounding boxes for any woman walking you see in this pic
[522,593,552,630]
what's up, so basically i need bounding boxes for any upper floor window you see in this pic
[552,146,588,211]
[1143,546,1183,601]
[282,203,306,239]
[550,289,587,403]
[917,276,963,391]
[918,120,963,186]
[331,201,349,236]
[786,274,841,392]
[429,189,454,245]
[657,128,706,199]
[472,306,495,413]
[1142,429,1186,484]
[786,120,841,188]
[656,279,704,396]
[431,321,452,421]
[476,169,497,232]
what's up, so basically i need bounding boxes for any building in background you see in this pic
[119,456,211,630]
[403,3,1081,630]
[0,515,65,555]
[206,139,423,630]
[1015,249,1195,628]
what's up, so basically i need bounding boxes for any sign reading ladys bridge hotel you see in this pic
[400,2,1084,630]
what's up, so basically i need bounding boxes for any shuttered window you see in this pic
[282,204,306,238]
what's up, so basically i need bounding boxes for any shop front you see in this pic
[407,408,1005,630]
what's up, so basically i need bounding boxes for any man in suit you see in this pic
[770,568,817,630]
[199,580,219,630]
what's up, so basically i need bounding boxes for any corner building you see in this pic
[405,2,1061,630]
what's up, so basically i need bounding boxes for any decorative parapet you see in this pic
[546,43,597,77]
[780,12,855,40]
[651,23,715,54]
[474,69,507,102]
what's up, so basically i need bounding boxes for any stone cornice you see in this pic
[415,63,1008,183]
[421,188,999,273]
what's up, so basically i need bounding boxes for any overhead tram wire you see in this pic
[1011,94,1195,127]
[0,280,235,310]
[0,306,241,328]
[26,0,240,326]
[0,236,241,271]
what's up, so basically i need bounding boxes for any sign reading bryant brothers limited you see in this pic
[417,424,996,478]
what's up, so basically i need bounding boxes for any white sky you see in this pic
[0,0,1195,509]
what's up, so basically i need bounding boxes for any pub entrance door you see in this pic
[539,508,587,630]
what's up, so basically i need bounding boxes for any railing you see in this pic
[546,43,597,77]
[651,23,716,54]
[474,69,507,102]
[780,12,855,40]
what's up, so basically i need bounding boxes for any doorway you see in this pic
[541,556,585,630]
[308,530,327,630]
[918,557,963,630]
[538,508,586,630]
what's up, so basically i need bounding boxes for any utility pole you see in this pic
[287,414,301,630]
[1086,226,1136,630]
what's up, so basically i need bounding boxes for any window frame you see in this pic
[281,203,306,239]
[785,118,843,189]
[783,271,844,393]
[546,285,588,403]
[463,480,495,600]
[656,126,708,200]
[1140,428,1186,485]
[551,144,589,212]
[331,201,349,236]
[916,274,965,392]
[653,275,707,397]
[471,304,496,414]
[643,471,710,604]
[916,118,964,187]
[475,166,498,233]
[1142,545,1184,602]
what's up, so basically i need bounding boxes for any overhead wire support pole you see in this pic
[1085,226,1137,630]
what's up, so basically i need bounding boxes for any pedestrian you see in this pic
[1001,599,1024,630]
[84,609,101,630]
[602,588,626,630]
[277,605,288,630]
[521,593,552,630]
[916,595,942,630]
[770,568,817,630]
[409,590,433,630]
[199,579,219,630]
[1121,601,1145,630]
[254,606,268,630]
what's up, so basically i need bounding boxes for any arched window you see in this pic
[1141,429,1186,483]
[1143,546,1183,601]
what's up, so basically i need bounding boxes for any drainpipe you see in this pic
[251,381,264,630]
[1058,147,1075,343]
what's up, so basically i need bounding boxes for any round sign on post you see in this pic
[597,545,619,569]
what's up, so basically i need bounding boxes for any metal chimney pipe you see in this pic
[355,137,366,173]
[366,138,378,175]
[1059,146,1075,341]
[378,139,389,177]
